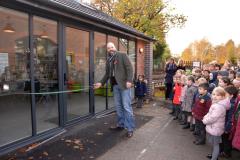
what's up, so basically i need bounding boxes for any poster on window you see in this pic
[0,53,9,75]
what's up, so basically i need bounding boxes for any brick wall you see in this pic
[136,40,145,76]
[144,42,153,99]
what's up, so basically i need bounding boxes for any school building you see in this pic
[0,0,153,154]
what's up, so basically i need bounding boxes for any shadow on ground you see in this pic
[1,113,153,160]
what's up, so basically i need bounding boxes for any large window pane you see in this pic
[66,27,89,120]
[107,35,118,108]
[119,38,128,53]
[33,16,59,133]
[94,32,107,113]
[129,40,136,75]
[129,40,136,100]
[108,35,118,50]
[0,7,31,146]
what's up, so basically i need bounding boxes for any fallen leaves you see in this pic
[63,139,85,151]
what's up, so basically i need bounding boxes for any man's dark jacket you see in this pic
[100,51,133,90]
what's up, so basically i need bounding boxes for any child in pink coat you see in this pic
[203,87,230,160]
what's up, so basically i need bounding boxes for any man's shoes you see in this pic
[169,111,174,115]
[206,154,212,159]
[173,117,178,120]
[190,125,195,131]
[192,131,199,136]
[180,122,187,125]
[219,152,231,158]
[126,131,133,138]
[109,126,124,131]
[182,124,190,129]
[193,140,205,145]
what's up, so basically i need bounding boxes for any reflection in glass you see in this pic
[107,36,118,108]
[33,16,59,133]
[66,27,90,120]
[94,32,107,113]
[128,40,136,75]
[119,38,128,53]
[0,7,31,146]
[108,35,118,50]
[129,40,136,100]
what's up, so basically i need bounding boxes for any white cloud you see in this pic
[166,0,240,55]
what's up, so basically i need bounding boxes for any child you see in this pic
[228,70,236,82]
[179,75,187,122]
[218,77,232,88]
[169,76,177,115]
[233,72,240,90]
[203,70,211,82]
[192,83,212,145]
[172,76,182,120]
[220,86,238,157]
[232,101,240,150]
[190,77,208,132]
[193,68,202,80]
[135,75,147,108]
[181,76,198,129]
[203,87,230,160]
[232,79,240,90]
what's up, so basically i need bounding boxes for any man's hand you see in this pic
[94,82,102,89]
[126,82,132,89]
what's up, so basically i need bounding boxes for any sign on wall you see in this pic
[192,61,201,68]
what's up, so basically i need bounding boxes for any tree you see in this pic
[225,39,237,65]
[181,43,193,61]
[91,0,187,58]
[181,39,213,64]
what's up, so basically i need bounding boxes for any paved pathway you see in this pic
[98,99,238,160]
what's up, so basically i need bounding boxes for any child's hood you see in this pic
[216,98,231,110]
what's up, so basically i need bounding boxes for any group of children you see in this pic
[169,63,240,160]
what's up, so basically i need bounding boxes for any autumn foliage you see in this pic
[181,39,240,65]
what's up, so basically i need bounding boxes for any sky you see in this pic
[166,0,240,55]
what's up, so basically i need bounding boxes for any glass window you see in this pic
[33,16,59,133]
[129,40,136,75]
[119,38,128,53]
[0,7,31,146]
[65,27,90,120]
[94,32,107,113]
[129,40,136,100]
[108,35,118,50]
[107,35,118,108]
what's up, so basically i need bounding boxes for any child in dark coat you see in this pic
[192,83,212,145]
[135,75,147,108]
[220,86,239,157]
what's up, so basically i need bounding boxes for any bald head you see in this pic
[107,42,117,55]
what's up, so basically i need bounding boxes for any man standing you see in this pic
[94,42,135,138]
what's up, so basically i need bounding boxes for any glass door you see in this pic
[64,26,90,121]
[94,32,107,113]
[33,16,59,133]
[0,7,32,146]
